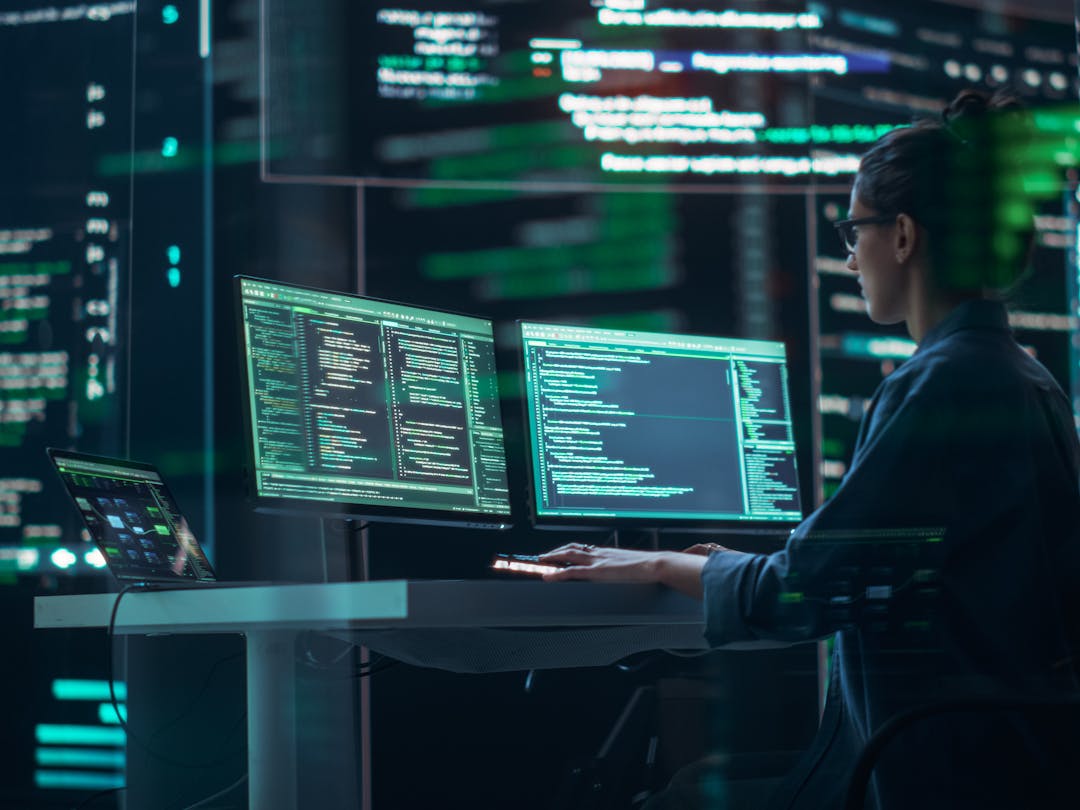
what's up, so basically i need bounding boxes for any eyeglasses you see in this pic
[833,214,897,254]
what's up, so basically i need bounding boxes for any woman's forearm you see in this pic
[653,551,707,600]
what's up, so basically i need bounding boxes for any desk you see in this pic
[35,580,706,810]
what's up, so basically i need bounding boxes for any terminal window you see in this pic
[239,279,511,519]
[521,322,801,523]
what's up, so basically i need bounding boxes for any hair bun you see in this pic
[941,89,988,126]
[940,88,1026,148]
[942,88,1023,128]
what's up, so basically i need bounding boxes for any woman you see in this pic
[540,90,1080,809]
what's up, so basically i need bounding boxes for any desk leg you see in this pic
[246,630,298,810]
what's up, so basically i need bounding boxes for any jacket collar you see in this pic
[916,299,1009,354]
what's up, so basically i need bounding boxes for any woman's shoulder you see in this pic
[885,327,1055,405]
[877,341,965,396]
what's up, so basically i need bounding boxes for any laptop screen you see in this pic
[47,449,216,584]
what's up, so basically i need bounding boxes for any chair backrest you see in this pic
[844,696,1080,810]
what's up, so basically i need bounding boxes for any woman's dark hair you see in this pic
[855,88,1033,293]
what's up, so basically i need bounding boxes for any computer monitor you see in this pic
[235,276,512,528]
[520,321,803,532]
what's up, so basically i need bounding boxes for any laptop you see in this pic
[47,448,226,587]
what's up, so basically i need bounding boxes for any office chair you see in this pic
[843,696,1080,810]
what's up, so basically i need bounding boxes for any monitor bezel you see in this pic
[517,319,804,536]
[233,275,513,530]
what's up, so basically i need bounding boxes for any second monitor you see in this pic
[237,276,512,528]
[520,322,803,532]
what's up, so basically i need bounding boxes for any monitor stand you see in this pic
[314,516,372,809]
[609,528,661,551]
[318,517,369,583]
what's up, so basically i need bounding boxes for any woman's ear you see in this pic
[894,213,918,264]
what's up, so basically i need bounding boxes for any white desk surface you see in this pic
[34,580,705,635]
[35,579,711,810]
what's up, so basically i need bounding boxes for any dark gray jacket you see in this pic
[702,300,1080,809]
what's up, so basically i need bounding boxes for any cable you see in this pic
[660,648,713,658]
[147,653,244,749]
[297,630,364,670]
[297,631,400,679]
[106,585,246,769]
[614,651,667,674]
[107,583,147,738]
[70,786,126,810]
[843,697,1080,810]
[351,659,400,679]
[173,773,248,810]
[301,656,401,681]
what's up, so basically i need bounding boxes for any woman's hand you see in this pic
[537,543,710,599]
[681,542,731,557]
[538,543,666,583]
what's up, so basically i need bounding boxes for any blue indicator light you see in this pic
[52,679,127,702]
[36,748,125,769]
[162,5,180,24]
[35,770,125,791]
[167,244,181,264]
[161,137,179,158]
[35,724,126,746]
[98,703,127,725]
[167,267,181,288]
